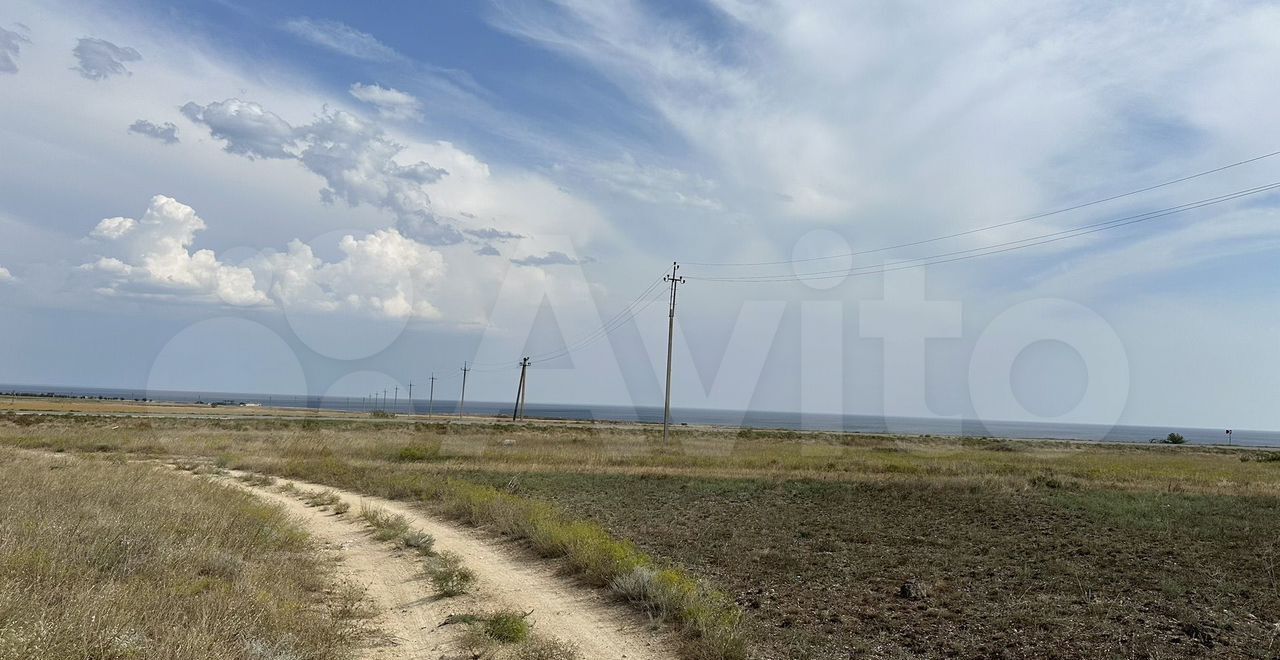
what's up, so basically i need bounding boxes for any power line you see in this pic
[466,269,670,370]
[684,149,1280,267]
[525,273,668,363]
[527,285,669,365]
[685,180,1280,283]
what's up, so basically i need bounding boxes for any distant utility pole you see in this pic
[662,261,686,444]
[407,381,413,414]
[393,386,399,413]
[512,357,530,421]
[458,362,470,418]
[428,373,436,418]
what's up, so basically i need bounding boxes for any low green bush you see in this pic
[484,609,531,643]
[427,551,476,596]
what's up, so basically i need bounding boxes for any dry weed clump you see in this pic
[401,529,435,554]
[358,503,411,541]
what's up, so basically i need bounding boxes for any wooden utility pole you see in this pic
[393,386,399,413]
[407,381,413,414]
[428,373,436,418]
[662,261,686,444]
[512,357,530,421]
[458,362,470,418]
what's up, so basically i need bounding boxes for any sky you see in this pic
[0,0,1278,431]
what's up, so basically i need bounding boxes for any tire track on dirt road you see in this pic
[221,472,678,660]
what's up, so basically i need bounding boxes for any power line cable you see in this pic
[684,149,1280,267]
[464,270,669,370]
[685,180,1280,283]
[527,285,669,365]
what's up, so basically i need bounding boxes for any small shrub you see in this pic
[1164,433,1186,445]
[401,530,435,555]
[332,500,351,515]
[484,610,531,643]
[427,551,476,596]
[360,503,411,540]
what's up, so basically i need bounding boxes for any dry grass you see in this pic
[4,412,1279,659]
[2,411,1275,497]
[0,448,368,660]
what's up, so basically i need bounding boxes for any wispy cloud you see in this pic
[491,0,1280,267]
[464,227,525,241]
[349,82,423,121]
[511,250,592,267]
[282,17,400,62]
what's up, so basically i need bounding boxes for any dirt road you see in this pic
[227,474,676,660]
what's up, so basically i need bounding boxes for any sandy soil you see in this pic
[224,473,677,660]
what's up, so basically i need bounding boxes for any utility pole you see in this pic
[512,357,530,421]
[458,362,470,418]
[407,381,413,414]
[428,373,436,418]
[393,386,399,414]
[662,261,686,444]
[518,358,530,419]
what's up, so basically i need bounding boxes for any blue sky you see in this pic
[1,0,1279,430]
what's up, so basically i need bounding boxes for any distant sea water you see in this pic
[3,384,1277,448]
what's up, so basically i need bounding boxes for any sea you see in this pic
[3,384,1276,448]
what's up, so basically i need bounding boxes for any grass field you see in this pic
[3,407,1279,658]
[0,445,370,660]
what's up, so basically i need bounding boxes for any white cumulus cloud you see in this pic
[80,195,446,318]
[0,265,13,282]
[82,195,267,306]
[349,82,424,121]
[254,229,445,318]
[180,99,296,160]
